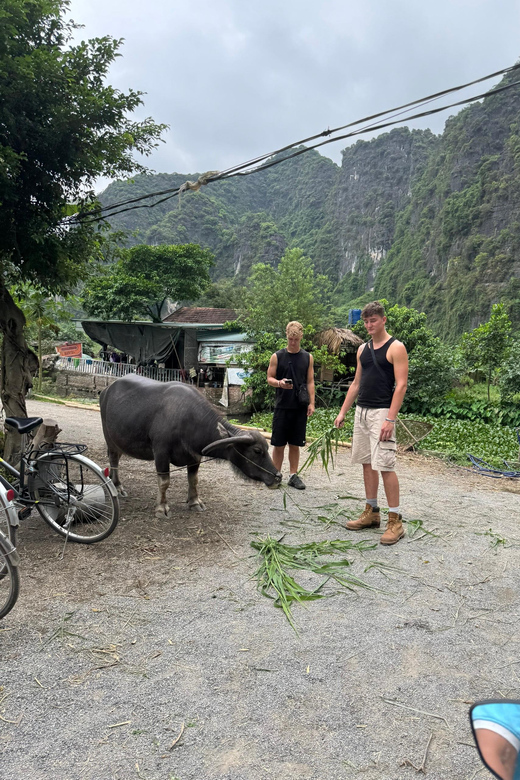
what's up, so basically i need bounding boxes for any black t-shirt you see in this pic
[275,348,310,409]
[357,338,395,408]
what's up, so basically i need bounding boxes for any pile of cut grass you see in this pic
[251,535,378,632]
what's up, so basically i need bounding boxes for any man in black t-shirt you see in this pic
[334,302,409,544]
[267,321,315,489]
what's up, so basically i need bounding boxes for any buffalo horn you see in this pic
[202,435,255,455]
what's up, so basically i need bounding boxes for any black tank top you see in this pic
[357,337,395,408]
[275,348,310,409]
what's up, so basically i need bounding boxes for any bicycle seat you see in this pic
[4,417,43,434]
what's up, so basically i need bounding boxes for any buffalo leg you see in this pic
[154,449,172,517]
[155,471,170,517]
[108,449,127,497]
[187,463,205,511]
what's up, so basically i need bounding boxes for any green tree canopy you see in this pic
[239,248,332,337]
[0,0,165,449]
[82,244,214,321]
[196,279,247,310]
[460,303,512,400]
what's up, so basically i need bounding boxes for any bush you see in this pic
[499,338,520,401]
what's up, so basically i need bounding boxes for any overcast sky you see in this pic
[69,0,520,181]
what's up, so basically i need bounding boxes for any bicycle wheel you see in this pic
[29,452,119,543]
[0,536,20,619]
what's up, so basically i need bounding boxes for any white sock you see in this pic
[388,506,400,515]
[289,473,297,478]
[366,498,378,508]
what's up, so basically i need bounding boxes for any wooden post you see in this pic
[32,418,62,450]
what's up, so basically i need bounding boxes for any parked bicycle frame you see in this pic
[0,416,119,545]
[0,482,21,619]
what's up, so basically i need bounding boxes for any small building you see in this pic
[314,327,364,381]
[161,307,253,387]
[78,308,254,412]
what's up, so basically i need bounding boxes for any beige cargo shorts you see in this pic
[351,406,396,472]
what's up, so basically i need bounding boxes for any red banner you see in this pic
[56,342,82,358]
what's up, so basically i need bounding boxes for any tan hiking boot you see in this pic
[380,512,405,545]
[346,503,381,530]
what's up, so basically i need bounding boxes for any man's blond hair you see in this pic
[286,321,304,337]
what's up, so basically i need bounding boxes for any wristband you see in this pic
[385,418,396,423]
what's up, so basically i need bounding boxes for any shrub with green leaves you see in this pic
[499,337,520,401]
[416,417,519,466]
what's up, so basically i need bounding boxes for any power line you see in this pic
[72,62,520,225]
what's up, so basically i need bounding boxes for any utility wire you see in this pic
[72,63,520,225]
[93,62,520,218]
[231,77,520,178]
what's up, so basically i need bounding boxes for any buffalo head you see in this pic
[202,433,282,487]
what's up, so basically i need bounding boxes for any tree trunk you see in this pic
[0,283,39,464]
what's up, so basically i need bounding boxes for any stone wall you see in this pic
[55,370,251,414]
[56,371,116,398]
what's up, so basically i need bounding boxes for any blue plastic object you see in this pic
[348,309,362,326]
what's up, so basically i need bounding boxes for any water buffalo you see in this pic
[100,374,282,516]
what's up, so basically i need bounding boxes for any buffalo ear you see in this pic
[202,434,255,456]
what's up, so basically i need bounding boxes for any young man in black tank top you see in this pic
[267,321,315,489]
[334,302,409,544]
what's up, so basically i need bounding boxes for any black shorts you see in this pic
[271,407,308,447]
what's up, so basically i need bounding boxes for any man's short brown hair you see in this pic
[286,321,304,337]
[361,301,386,319]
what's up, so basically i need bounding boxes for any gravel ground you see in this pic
[0,399,519,780]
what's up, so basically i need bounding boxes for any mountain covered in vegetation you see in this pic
[101,71,520,338]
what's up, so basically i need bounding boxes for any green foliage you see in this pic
[460,303,512,400]
[374,80,520,338]
[196,279,247,309]
[98,70,520,343]
[499,337,520,400]
[11,284,66,389]
[405,396,520,428]
[418,417,519,466]
[239,248,332,338]
[251,406,520,467]
[82,244,214,321]
[0,0,166,291]
[235,331,286,410]
[233,248,335,409]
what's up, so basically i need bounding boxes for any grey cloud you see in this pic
[70,0,520,177]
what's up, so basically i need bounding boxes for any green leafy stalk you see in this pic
[299,426,341,477]
[251,535,378,632]
[406,518,438,538]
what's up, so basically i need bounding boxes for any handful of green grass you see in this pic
[251,535,377,632]
[299,426,341,477]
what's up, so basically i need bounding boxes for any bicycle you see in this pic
[0,416,119,545]
[0,482,21,619]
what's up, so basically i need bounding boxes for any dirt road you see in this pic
[0,399,519,780]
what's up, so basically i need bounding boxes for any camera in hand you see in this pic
[283,378,293,385]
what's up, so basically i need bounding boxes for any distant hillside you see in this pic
[101,148,340,280]
[101,72,520,337]
[374,70,520,337]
